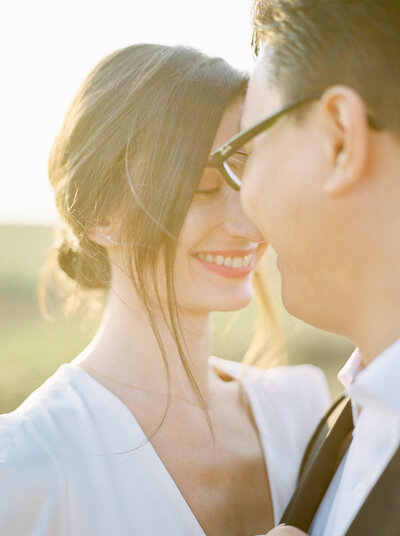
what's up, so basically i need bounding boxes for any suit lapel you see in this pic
[299,394,346,479]
[280,400,353,531]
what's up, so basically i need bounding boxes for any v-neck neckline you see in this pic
[62,358,275,531]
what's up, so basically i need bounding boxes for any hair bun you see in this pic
[56,236,109,290]
[57,244,78,280]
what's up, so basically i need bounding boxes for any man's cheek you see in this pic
[241,165,263,217]
[240,181,254,221]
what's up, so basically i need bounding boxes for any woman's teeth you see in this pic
[196,253,253,268]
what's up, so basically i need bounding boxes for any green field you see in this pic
[0,225,353,413]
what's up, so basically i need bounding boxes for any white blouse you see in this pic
[0,358,330,535]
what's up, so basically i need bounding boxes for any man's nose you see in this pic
[223,190,264,242]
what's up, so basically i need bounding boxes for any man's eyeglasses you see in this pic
[211,94,384,191]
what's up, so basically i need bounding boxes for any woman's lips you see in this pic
[191,248,258,279]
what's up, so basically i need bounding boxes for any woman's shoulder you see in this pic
[212,356,329,400]
[0,363,121,535]
[1,365,87,440]
[0,364,86,464]
[0,365,97,483]
[211,356,331,428]
[0,363,147,469]
[0,404,66,534]
[0,364,134,453]
[252,362,330,411]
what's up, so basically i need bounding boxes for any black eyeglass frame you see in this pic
[211,93,384,191]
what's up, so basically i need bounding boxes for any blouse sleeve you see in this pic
[0,414,66,536]
[289,364,331,440]
[242,363,331,522]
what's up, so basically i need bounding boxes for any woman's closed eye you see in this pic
[194,169,225,199]
[195,186,222,197]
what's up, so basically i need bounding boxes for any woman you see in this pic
[0,44,329,535]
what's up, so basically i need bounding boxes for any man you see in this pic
[212,1,400,534]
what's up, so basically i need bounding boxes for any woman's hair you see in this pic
[44,44,258,422]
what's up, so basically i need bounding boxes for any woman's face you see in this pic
[174,99,267,315]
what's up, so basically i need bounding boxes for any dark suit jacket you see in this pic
[280,398,400,535]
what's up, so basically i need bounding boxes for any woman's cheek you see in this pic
[179,204,218,249]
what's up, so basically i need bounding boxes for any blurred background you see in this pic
[0,0,354,413]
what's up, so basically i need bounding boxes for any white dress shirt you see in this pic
[0,358,329,535]
[310,338,400,536]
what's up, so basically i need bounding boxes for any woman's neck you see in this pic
[74,287,214,403]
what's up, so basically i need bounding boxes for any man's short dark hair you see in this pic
[252,0,400,132]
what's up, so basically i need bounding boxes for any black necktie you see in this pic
[280,399,354,531]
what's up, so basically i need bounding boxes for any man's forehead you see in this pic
[241,55,283,131]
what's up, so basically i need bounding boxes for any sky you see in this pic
[1,0,255,225]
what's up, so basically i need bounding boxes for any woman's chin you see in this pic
[210,292,253,312]
[215,302,251,313]
[177,281,254,314]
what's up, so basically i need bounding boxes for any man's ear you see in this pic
[88,217,120,248]
[321,86,370,197]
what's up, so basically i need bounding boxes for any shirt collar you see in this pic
[338,338,400,417]
[338,349,364,391]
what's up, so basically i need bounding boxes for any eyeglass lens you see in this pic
[223,151,247,187]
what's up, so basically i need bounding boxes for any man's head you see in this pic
[238,0,400,343]
[251,0,400,134]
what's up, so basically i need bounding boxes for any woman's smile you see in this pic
[192,247,258,279]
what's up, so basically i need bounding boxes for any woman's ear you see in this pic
[321,86,370,197]
[88,216,120,248]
